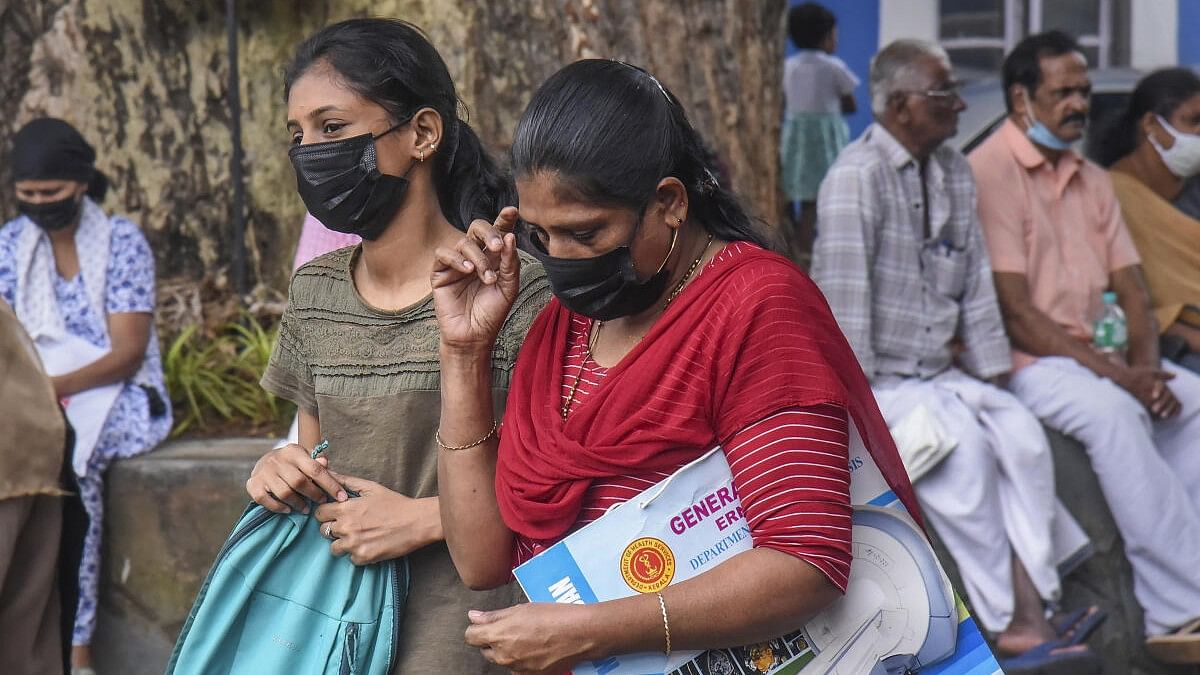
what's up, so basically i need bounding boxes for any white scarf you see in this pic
[14,197,111,342]
[13,197,155,388]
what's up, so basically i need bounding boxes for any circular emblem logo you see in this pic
[620,537,675,593]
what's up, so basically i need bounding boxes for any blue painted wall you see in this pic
[1180,0,1200,65]
[785,0,880,136]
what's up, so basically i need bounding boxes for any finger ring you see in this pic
[324,524,334,539]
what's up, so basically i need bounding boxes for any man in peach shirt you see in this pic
[970,31,1200,657]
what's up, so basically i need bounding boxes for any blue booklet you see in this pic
[514,437,1003,675]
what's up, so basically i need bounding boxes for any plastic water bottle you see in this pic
[1093,291,1127,359]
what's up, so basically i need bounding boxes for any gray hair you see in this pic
[869,39,951,115]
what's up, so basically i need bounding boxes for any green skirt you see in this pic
[780,112,850,202]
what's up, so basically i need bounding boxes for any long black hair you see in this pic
[1094,68,1200,167]
[283,18,508,231]
[510,59,769,249]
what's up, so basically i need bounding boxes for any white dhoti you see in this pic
[1010,356,1200,636]
[873,368,1089,633]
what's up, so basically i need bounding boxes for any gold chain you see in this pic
[664,235,713,309]
[559,235,714,420]
[560,320,603,419]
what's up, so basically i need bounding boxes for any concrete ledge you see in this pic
[95,438,274,674]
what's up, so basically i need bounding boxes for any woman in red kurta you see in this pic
[432,60,918,674]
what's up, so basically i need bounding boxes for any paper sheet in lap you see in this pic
[36,334,122,477]
[513,428,1003,675]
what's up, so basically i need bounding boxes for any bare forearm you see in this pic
[1123,301,1160,368]
[1004,305,1124,381]
[438,347,515,589]
[585,549,841,660]
[53,349,144,397]
[1165,321,1200,353]
[413,496,445,548]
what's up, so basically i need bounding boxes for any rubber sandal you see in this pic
[998,640,1102,675]
[1050,607,1089,635]
[1052,605,1107,646]
[1146,617,1200,664]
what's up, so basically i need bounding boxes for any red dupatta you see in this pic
[496,245,921,542]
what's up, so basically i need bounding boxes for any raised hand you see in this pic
[432,207,522,353]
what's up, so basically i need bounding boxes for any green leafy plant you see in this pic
[163,313,294,437]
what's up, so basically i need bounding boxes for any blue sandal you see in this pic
[999,640,1102,674]
[1052,606,1107,646]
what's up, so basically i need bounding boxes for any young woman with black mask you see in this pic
[250,18,549,672]
[432,60,920,673]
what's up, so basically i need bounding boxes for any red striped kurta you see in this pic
[514,244,853,591]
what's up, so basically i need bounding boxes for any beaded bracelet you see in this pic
[435,419,499,451]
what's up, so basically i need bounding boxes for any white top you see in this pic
[783,50,860,115]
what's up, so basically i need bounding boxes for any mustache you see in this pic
[1062,113,1087,126]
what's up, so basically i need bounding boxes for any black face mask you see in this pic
[289,123,410,241]
[19,194,82,232]
[525,213,677,321]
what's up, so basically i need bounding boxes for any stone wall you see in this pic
[94,438,270,672]
[1,0,786,294]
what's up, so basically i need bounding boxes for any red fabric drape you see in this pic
[496,245,921,542]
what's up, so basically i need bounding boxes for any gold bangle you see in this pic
[435,419,498,451]
[656,592,671,655]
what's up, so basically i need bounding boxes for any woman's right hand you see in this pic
[432,207,522,353]
[245,443,348,514]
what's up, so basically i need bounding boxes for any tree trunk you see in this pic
[2,0,786,296]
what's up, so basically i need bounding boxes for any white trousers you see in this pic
[1011,357,1200,636]
[874,369,1086,633]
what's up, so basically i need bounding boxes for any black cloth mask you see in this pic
[19,194,82,232]
[525,214,677,321]
[289,123,410,240]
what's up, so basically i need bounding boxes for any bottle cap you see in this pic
[1102,291,1118,304]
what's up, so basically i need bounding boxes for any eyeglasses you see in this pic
[909,82,964,103]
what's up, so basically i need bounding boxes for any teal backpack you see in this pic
[166,500,409,674]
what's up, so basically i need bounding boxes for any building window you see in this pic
[940,0,1122,81]
[1030,0,1111,67]
[940,0,1013,80]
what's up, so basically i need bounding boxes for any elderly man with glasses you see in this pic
[812,39,1100,672]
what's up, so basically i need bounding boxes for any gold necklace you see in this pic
[561,320,603,419]
[559,235,714,420]
[664,234,714,309]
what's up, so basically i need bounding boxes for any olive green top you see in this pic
[261,245,551,674]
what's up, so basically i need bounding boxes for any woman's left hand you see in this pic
[313,473,441,565]
[465,603,597,675]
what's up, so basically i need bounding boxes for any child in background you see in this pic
[780,2,858,265]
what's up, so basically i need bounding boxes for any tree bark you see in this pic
[2,0,786,295]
